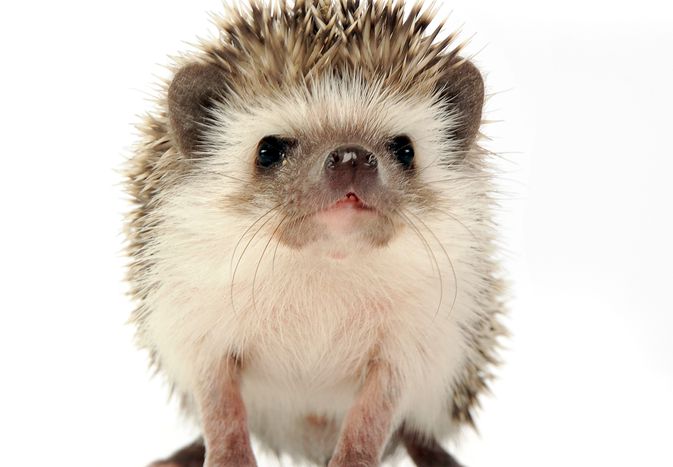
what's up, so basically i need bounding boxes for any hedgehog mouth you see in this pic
[278,190,397,250]
[313,191,377,231]
[329,192,374,211]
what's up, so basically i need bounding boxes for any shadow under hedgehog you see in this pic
[125,0,507,465]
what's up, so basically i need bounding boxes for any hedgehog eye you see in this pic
[388,135,414,169]
[257,136,292,169]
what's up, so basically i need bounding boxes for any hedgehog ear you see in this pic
[167,62,228,157]
[435,59,485,151]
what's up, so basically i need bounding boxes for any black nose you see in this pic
[324,145,378,190]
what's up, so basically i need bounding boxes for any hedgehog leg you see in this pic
[149,438,205,467]
[402,433,463,467]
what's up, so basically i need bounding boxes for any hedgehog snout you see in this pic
[323,145,379,198]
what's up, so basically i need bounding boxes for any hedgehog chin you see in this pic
[314,202,378,235]
[312,237,378,261]
[310,219,395,260]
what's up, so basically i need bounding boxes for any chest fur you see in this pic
[144,228,477,403]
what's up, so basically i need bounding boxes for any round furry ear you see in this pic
[436,59,485,151]
[167,62,228,157]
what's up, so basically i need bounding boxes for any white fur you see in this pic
[137,76,495,464]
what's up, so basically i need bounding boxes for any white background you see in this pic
[1,1,671,466]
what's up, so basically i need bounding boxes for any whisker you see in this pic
[230,204,282,276]
[230,208,281,313]
[397,209,444,318]
[271,226,284,274]
[423,174,495,184]
[430,205,477,241]
[252,213,289,312]
[405,209,459,317]
[272,215,305,273]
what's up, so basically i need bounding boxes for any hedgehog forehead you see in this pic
[220,75,443,148]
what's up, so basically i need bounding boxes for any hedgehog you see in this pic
[124,0,507,466]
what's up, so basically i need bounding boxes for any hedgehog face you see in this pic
[161,1,485,258]
[201,75,456,252]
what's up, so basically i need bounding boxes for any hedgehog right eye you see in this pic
[257,136,292,169]
[388,135,415,169]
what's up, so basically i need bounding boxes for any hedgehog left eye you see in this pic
[388,135,414,169]
[257,136,293,169]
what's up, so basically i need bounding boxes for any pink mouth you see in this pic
[315,192,375,233]
[331,192,373,211]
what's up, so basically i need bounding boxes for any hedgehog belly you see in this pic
[231,290,469,464]
[246,405,408,465]
[239,335,363,463]
[239,345,460,465]
[240,373,433,465]
[243,383,350,464]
